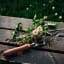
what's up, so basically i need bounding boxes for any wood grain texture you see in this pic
[0,16,64,64]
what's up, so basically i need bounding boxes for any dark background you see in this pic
[0,0,64,21]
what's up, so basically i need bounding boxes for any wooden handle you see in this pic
[3,44,30,56]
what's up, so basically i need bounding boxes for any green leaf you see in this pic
[33,14,37,20]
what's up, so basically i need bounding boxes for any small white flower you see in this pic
[32,26,43,36]
[37,26,43,32]
[43,3,46,7]
[29,4,32,7]
[59,16,62,19]
[26,8,29,11]
[52,6,55,10]
[43,16,48,19]
[49,0,54,3]
[54,12,58,16]
[32,29,38,36]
